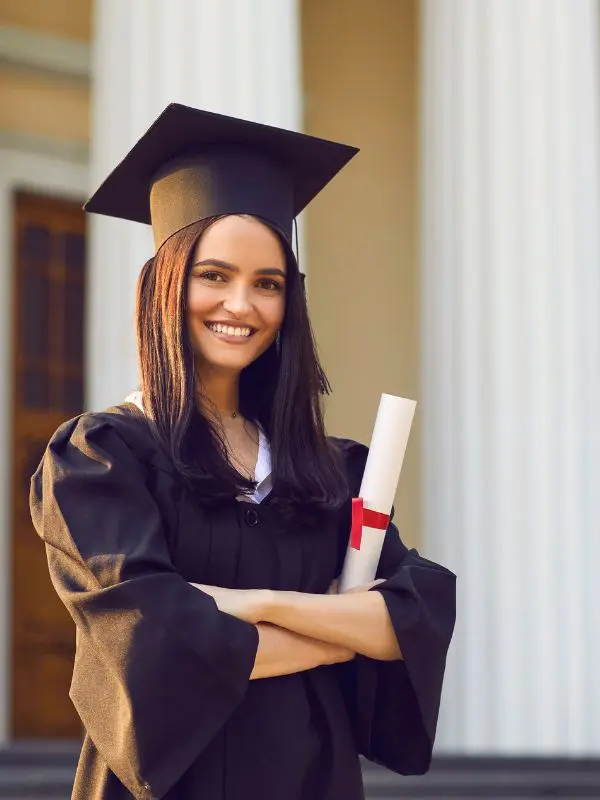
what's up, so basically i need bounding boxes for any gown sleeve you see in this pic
[335,438,456,776]
[29,413,259,800]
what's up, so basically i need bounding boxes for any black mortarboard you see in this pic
[84,103,359,252]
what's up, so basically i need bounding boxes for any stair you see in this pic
[0,743,598,799]
[362,756,600,799]
[0,742,77,799]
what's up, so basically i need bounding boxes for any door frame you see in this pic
[0,144,88,743]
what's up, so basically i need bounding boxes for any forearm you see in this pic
[263,590,402,661]
[188,580,398,665]
[250,623,354,679]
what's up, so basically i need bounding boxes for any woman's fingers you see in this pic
[190,583,268,624]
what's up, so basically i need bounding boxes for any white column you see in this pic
[88,0,302,410]
[421,0,600,754]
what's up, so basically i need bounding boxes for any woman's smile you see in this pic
[204,321,258,344]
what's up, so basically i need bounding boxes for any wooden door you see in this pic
[11,191,86,738]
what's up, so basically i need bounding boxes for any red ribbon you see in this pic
[350,497,390,550]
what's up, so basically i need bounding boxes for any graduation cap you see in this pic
[84,103,359,252]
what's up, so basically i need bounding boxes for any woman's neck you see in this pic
[195,365,240,421]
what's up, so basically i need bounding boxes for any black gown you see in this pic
[29,404,456,800]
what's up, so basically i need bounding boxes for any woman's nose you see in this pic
[222,283,252,315]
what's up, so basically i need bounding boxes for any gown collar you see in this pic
[124,391,273,503]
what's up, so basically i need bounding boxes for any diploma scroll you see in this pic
[338,393,416,592]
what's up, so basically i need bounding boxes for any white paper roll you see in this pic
[338,393,416,592]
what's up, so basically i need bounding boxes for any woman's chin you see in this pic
[193,331,271,372]
[196,348,257,372]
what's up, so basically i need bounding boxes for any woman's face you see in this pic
[187,215,287,374]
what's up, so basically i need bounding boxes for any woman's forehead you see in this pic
[194,216,287,270]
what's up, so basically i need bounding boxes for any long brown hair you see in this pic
[135,216,348,526]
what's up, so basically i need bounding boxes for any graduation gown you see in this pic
[29,404,456,800]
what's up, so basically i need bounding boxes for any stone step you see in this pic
[0,744,598,798]
[362,757,600,798]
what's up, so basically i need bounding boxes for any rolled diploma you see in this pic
[338,393,416,592]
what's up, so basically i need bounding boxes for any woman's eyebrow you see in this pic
[193,258,286,278]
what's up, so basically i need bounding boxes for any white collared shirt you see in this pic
[124,391,273,504]
[239,423,272,504]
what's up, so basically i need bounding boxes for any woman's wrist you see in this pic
[259,588,297,624]
[324,641,356,665]
[258,588,277,620]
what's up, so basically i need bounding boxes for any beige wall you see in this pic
[302,0,421,546]
[0,0,92,41]
[0,0,91,144]
[0,69,89,143]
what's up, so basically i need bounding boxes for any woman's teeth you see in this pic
[207,322,253,338]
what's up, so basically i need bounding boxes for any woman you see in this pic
[30,104,456,800]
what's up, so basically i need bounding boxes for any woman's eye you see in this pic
[199,271,225,282]
[258,279,282,292]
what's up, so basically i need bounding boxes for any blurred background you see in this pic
[0,0,598,797]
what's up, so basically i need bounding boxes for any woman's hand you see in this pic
[251,623,355,679]
[192,583,271,625]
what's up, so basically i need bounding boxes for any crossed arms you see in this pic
[191,581,403,680]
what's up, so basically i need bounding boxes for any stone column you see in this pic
[421,0,600,754]
[88,0,302,409]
